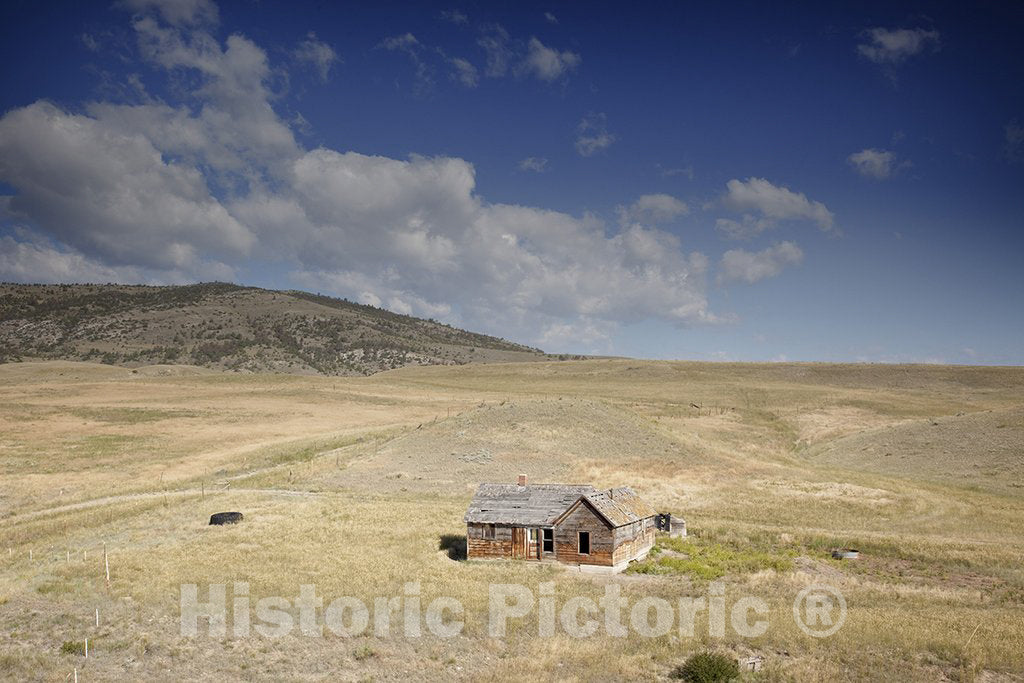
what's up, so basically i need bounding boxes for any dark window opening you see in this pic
[543,528,553,552]
[578,531,590,555]
[483,524,496,540]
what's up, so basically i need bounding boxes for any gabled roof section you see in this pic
[464,483,597,526]
[582,487,658,527]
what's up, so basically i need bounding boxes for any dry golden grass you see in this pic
[1,359,1023,681]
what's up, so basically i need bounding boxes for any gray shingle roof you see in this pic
[581,487,658,527]
[464,483,597,525]
[464,483,657,527]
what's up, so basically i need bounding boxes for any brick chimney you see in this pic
[517,474,528,486]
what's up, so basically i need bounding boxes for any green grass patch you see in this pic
[627,535,793,580]
[69,406,202,424]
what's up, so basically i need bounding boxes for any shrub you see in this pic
[60,641,85,656]
[671,651,740,682]
[353,644,376,661]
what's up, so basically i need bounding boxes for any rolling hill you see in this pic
[0,282,557,375]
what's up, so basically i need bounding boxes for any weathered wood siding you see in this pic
[554,501,614,566]
[466,522,513,559]
[468,510,656,568]
[612,517,655,565]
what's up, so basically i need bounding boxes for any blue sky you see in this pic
[1,0,1021,364]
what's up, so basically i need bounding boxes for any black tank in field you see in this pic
[209,511,244,525]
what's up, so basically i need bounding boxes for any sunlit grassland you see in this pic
[3,487,1022,681]
[1,359,1023,681]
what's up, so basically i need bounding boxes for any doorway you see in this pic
[512,527,526,558]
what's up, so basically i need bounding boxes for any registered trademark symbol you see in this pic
[793,584,847,638]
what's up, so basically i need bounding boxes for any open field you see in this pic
[1,359,1023,681]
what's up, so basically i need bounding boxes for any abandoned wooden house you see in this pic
[464,475,658,572]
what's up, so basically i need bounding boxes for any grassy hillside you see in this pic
[1,360,1022,681]
[0,282,553,375]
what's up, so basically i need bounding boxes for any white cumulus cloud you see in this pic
[718,242,804,285]
[242,150,718,331]
[0,101,254,270]
[518,157,548,172]
[575,113,615,157]
[439,9,468,25]
[477,24,512,78]
[848,148,900,179]
[717,177,835,239]
[378,33,437,94]
[857,27,940,65]
[379,33,479,91]
[521,37,580,81]
[0,231,144,284]
[617,194,689,226]
[132,16,299,170]
[448,57,479,87]
[293,32,339,82]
